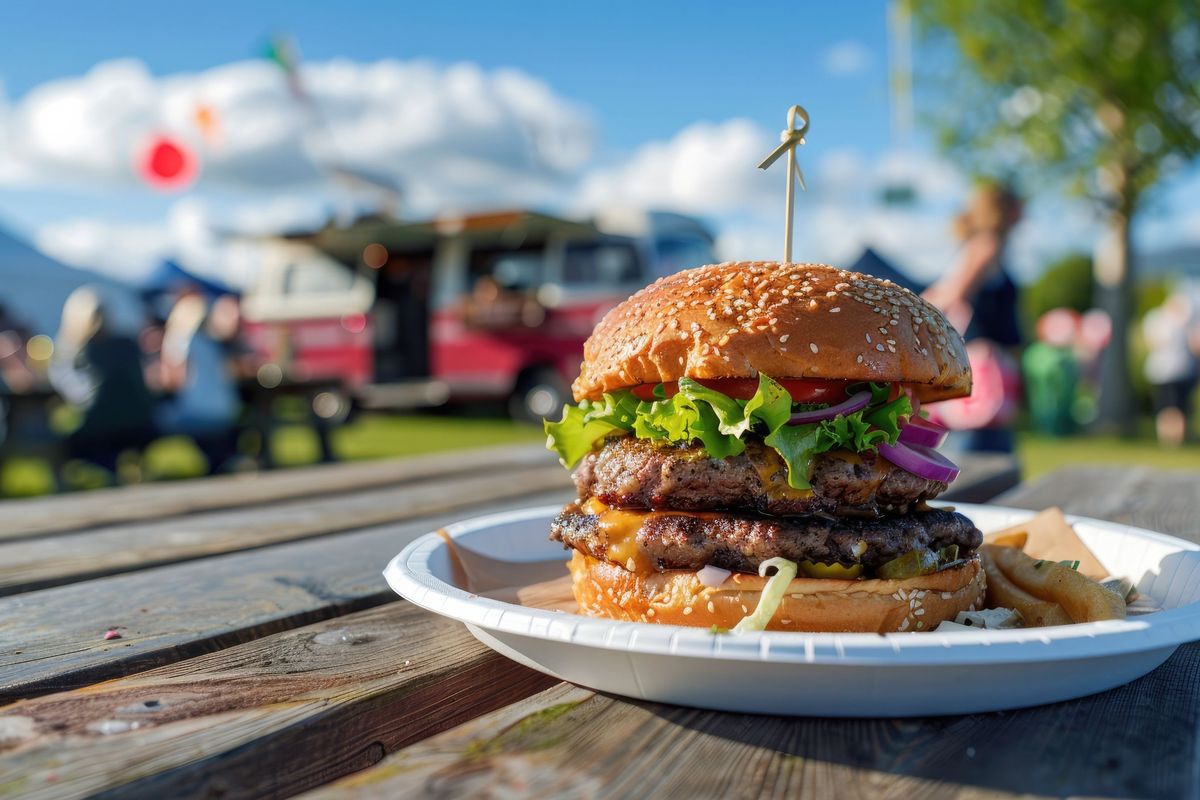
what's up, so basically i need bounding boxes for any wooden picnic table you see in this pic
[0,444,1195,799]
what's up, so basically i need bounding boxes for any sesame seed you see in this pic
[707,601,716,613]
[876,344,885,351]
[866,333,872,343]
[646,608,655,617]
[809,342,819,353]
[829,307,841,313]
[856,354,864,363]
[779,334,790,343]
[683,606,693,615]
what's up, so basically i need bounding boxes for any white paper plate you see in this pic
[384,503,1200,717]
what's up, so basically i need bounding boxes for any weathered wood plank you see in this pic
[0,603,557,800]
[306,465,1200,800]
[0,488,573,703]
[0,464,570,596]
[0,443,554,542]
[0,451,1015,598]
[939,453,1020,505]
[0,447,1015,544]
[997,465,1200,542]
[307,642,1200,800]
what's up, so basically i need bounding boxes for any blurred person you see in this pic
[155,293,242,472]
[1142,288,1198,447]
[48,287,156,474]
[0,303,35,395]
[1022,309,1081,436]
[923,182,1024,453]
[207,293,258,381]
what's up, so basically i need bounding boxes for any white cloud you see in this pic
[576,118,973,279]
[822,40,874,77]
[34,217,171,282]
[32,196,309,289]
[574,119,777,215]
[0,57,592,214]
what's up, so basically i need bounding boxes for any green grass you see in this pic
[0,413,543,497]
[1,412,1194,497]
[1016,432,1200,479]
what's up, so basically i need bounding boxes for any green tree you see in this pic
[915,0,1200,433]
[1021,252,1095,336]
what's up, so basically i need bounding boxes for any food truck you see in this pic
[240,209,715,420]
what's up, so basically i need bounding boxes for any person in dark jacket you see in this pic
[49,287,156,475]
[923,182,1024,453]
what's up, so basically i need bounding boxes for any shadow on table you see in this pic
[631,641,1199,798]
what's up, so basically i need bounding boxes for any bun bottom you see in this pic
[568,551,986,633]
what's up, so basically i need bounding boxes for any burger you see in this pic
[544,262,985,633]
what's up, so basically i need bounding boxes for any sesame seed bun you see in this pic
[568,550,986,633]
[572,262,971,403]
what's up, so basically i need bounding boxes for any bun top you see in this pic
[572,262,971,402]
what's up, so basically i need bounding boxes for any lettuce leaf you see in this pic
[544,375,912,488]
[763,422,821,489]
[544,396,633,467]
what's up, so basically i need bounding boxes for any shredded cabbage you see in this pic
[732,557,799,633]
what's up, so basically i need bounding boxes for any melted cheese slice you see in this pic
[750,447,815,502]
[581,497,728,576]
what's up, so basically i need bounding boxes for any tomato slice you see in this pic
[629,378,853,403]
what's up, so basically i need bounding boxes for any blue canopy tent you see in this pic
[139,260,237,300]
[850,247,927,294]
[0,225,140,335]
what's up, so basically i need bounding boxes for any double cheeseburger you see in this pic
[545,262,985,633]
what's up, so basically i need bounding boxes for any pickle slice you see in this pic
[876,549,939,580]
[797,560,864,579]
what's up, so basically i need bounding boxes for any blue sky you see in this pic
[0,1,1196,286]
[0,1,898,154]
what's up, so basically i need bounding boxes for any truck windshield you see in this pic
[654,236,715,278]
[562,240,641,286]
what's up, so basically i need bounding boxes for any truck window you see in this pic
[563,241,641,286]
[653,236,715,278]
[282,258,357,295]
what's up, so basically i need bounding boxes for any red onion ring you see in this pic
[786,390,871,425]
[877,440,960,483]
[899,417,949,448]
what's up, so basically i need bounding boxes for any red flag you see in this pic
[137,135,197,191]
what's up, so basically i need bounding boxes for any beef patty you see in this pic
[552,505,981,574]
[574,437,948,517]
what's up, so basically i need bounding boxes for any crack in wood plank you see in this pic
[0,603,557,800]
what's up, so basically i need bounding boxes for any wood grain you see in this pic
[0,488,573,703]
[997,466,1200,543]
[304,465,1200,800]
[0,465,570,596]
[0,603,557,800]
[307,644,1200,800]
[0,444,555,542]
[0,452,1015,600]
[940,453,1020,505]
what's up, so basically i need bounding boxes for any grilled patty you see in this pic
[551,505,981,574]
[573,437,948,517]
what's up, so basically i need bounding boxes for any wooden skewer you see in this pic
[757,104,809,263]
